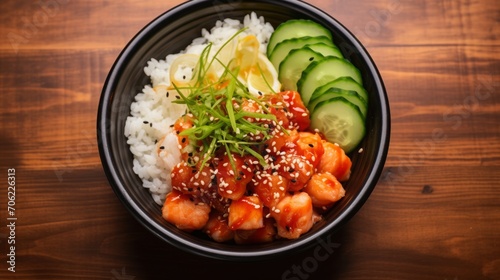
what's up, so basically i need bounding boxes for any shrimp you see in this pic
[234,217,276,244]
[216,153,255,200]
[304,172,345,208]
[240,98,261,123]
[280,90,310,131]
[318,141,352,181]
[277,153,314,192]
[228,195,264,230]
[173,114,194,156]
[203,211,234,243]
[271,192,314,239]
[199,180,231,214]
[250,172,288,208]
[293,132,324,168]
[171,161,196,195]
[162,190,211,231]
[189,163,213,196]
[267,94,291,129]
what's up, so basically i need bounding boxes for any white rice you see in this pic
[124,12,274,205]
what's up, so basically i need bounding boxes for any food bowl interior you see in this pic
[98,0,390,260]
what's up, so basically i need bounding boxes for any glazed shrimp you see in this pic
[318,140,352,181]
[173,114,195,157]
[250,172,288,208]
[162,190,211,231]
[280,90,310,131]
[294,131,324,168]
[304,172,345,208]
[216,154,255,200]
[271,192,314,239]
[277,153,314,192]
[170,161,195,195]
[228,195,264,230]
[172,161,214,196]
[234,217,276,244]
[203,211,234,243]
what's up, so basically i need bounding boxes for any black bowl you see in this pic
[97,0,390,261]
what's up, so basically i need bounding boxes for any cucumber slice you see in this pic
[267,19,333,55]
[297,57,362,106]
[308,87,368,118]
[305,43,343,59]
[269,36,334,71]
[310,76,368,104]
[278,47,324,91]
[310,97,366,153]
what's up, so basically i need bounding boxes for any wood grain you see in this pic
[1,0,499,279]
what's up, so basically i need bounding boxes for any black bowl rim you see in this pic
[97,0,390,260]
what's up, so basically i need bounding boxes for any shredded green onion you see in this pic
[171,29,283,170]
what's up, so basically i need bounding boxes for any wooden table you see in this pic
[1,0,499,279]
